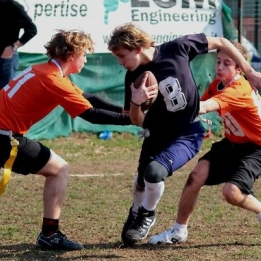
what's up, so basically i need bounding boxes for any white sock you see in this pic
[173,222,188,231]
[132,175,144,215]
[142,180,165,211]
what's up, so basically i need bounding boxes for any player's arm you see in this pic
[78,107,132,125]
[206,36,261,89]
[199,99,220,114]
[129,102,145,127]
[82,92,123,113]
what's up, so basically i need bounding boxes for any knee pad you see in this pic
[144,161,169,183]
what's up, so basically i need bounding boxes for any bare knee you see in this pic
[185,170,206,189]
[57,161,70,178]
[39,150,70,178]
[222,183,240,205]
[185,160,209,189]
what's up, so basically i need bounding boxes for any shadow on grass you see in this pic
[0,243,120,261]
[114,241,261,250]
[0,241,261,260]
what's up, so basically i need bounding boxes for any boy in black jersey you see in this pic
[107,22,261,246]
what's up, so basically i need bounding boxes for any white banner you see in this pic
[17,0,223,53]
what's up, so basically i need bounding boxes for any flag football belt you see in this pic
[138,116,202,140]
[0,130,19,196]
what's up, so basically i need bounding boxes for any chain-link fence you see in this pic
[223,0,261,71]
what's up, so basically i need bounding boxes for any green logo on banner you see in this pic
[103,0,130,24]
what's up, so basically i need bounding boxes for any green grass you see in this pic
[0,132,261,260]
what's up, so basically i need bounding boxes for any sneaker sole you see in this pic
[36,242,84,251]
[171,237,187,244]
[36,245,84,251]
[149,236,187,245]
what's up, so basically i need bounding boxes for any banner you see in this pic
[17,0,223,54]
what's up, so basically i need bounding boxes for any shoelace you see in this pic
[56,230,78,244]
[134,215,153,231]
[56,230,70,240]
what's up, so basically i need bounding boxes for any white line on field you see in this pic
[70,173,124,177]
[6,172,128,178]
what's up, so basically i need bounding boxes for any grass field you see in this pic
[0,132,261,261]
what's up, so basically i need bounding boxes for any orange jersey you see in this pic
[201,76,261,145]
[0,59,92,134]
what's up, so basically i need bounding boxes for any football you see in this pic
[133,71,158,111]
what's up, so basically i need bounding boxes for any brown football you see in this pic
[133,71,158,111]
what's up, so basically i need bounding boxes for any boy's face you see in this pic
[216,51,241,85]
[112,47,141,71]
[68,51,87,75]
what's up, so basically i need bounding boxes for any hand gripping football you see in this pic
[133,71,158,111]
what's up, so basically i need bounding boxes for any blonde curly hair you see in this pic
[45,29,95,61]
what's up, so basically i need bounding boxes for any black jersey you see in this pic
[124,33,208,139]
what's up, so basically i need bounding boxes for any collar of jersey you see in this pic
[51,59,64,77]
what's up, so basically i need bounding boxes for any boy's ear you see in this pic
[235,64,243,74]
[68,53,75,61]
[236,67,243,74]
[136,46,142,53]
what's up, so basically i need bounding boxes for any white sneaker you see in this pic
[148,227,188,245]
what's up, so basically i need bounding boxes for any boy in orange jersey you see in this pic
[149,41,261,245]
[0,29,152,251]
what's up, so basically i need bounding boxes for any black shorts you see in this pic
[200,138,261,195]
[0,134,51,175]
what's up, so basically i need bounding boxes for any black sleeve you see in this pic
[79,108,132,125]
[14,1,37,44]
[82,92,123,113]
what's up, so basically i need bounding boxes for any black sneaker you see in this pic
[121,207,137,247]
[36,230,84,251]
[125,206,156,242]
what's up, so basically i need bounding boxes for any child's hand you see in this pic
[130,72,158,106]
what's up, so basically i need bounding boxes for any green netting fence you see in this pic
[19,3,241,140]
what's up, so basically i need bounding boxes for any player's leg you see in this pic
[148,159,210,244]
[121,175,145,246]
[148,137,230,245]
[9,136,83,250]
[38,150,69,219]
[129,122,204,244]
[120,137,152,247]
[125,161,167,243]
[36,149,84,250]
[221,145,261,219]
[222,183,261,212]
[149,138,260,244]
